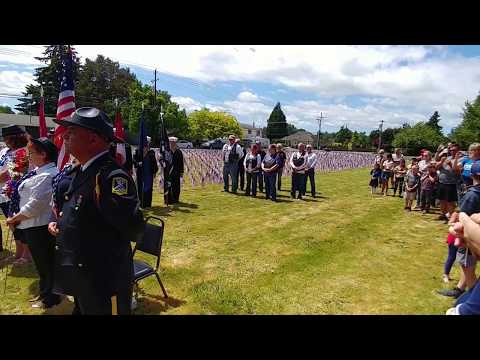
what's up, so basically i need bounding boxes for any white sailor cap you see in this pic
[146,136,152,142]
[168,136,178,142]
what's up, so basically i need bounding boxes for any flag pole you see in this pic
[141,102,145,209]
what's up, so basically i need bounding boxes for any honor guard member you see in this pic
[48,107,145,315]
[167,137,184,204]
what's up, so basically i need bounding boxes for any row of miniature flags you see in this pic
[155,149,376,188]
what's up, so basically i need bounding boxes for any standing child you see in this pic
[420,163,438,213]
[393,158,407,198]
[381,153,395,196]
[369,163,382,194]
[404,165,420,211]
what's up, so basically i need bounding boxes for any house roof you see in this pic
[0,113,57,128]
[239,122,260,130]
[280,130,315,141]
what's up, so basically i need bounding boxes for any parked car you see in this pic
[200,138,227,149]
[176,139,193,149]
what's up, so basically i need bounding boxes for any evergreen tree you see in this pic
[426,111,443,134]
[15,45,81,116]
[266,102,288,141]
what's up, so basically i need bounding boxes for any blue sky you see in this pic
[2,45,480,135]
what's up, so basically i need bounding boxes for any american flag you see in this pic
[54,46,76,170]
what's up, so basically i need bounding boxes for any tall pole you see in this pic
[154,69,157,108]
[378,120,384,151]
[316,112,326,150]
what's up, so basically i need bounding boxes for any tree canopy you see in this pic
[187,108,242,141]
[0,105,14,114]
[392,122,446,154]
[75,55,137,117]
[451,93,480,149]
[121,81,189,144]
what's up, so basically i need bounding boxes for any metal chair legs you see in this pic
[155,273,168,298]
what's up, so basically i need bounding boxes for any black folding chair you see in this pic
[132,216,168,299]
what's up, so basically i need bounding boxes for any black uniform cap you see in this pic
[2,125,26,137]
[30,137,58,163]
[53,107,114,141]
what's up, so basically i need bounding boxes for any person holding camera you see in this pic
[454,143,480,202]
[436,143,460,221]
[222,135,243,194]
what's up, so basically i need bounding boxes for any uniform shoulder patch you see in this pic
[112,176,128,196]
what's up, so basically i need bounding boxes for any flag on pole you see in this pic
[38,86,47,138]
[137,108,148,205]
[114,102,127,165]
[54,46,76,170]
[159,110,172,205]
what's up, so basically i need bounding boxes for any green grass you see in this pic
[0,168,458,314]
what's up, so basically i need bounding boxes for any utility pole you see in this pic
[378,120,384,151]
[154,69,157,108]
[316,112,326,150]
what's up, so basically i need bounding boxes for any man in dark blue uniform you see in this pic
[48,107,144,315]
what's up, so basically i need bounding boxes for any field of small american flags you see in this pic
[155,149,377,188]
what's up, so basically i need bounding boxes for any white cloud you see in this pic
[1,45,478,132]
[237,91,259,102]
[0,70,36,94]
[171,96,202,112]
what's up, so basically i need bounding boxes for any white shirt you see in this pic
[418,159,430,175]
[392,153,404,163]
[81,150,109,171]
[290,151,307,174]
[17,162,59,229]
[243,153,261,173]
[305,152,317,169]
[222,143,243,163]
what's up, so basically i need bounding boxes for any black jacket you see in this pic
[171,149,184,178]
[53,153,144,297]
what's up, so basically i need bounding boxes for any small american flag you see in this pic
[54,46,76,170]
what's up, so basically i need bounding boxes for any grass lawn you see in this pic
[0,167,459,315]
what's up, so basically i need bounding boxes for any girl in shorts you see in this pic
[381,153,395,196]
